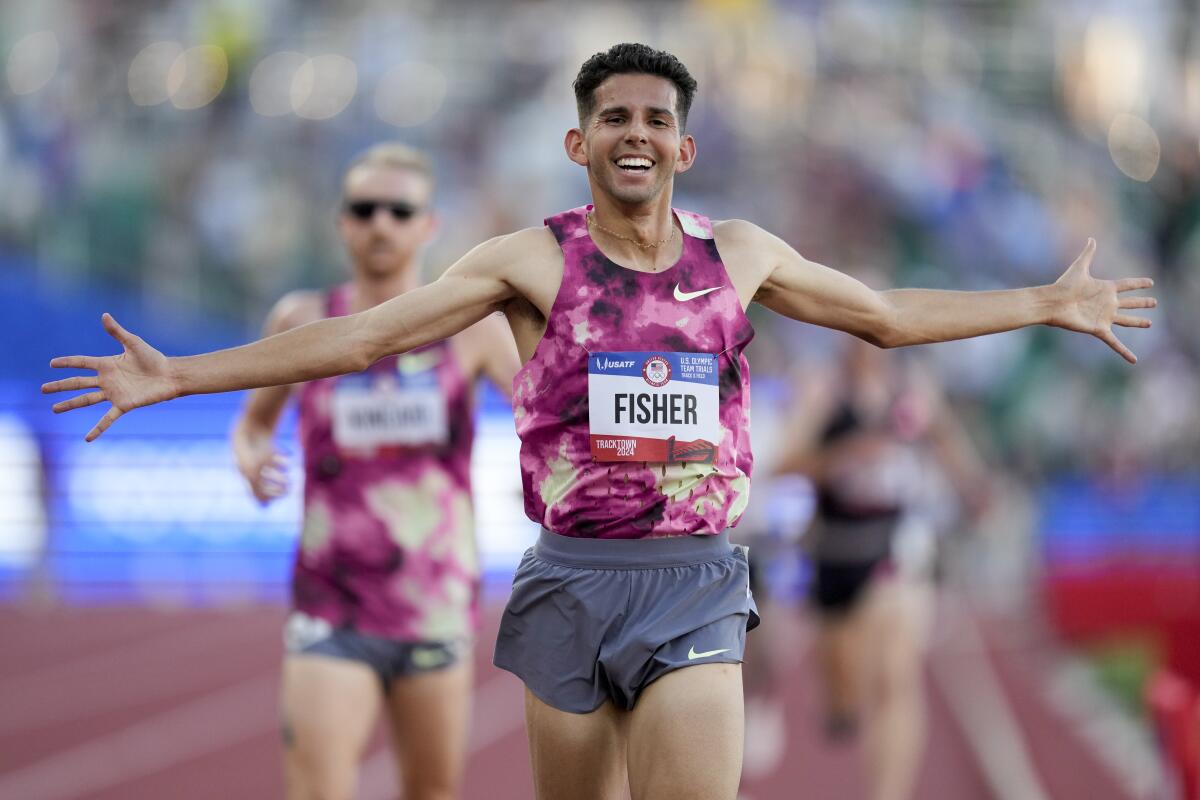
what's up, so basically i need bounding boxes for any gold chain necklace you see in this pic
[587,213,676,249]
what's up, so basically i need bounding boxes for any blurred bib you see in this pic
[332,356,448,449]
[587,351,719,463]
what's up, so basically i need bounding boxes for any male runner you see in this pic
[237,142,519,800]
[46,44,1155,800]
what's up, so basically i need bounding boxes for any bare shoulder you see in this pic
[498,225,561,254]
[716,217,799,254]
[711,219,788,302]
[455,226,561,276]
[711,218,793,262]
[712,218,771,245]
[448,225,563,319]
[264,289,325,336]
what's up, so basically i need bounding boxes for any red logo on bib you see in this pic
[642,355,671,387]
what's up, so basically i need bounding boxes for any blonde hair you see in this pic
[343,142,434,191]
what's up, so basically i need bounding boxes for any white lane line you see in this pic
[0,614,172,678]
[0,674,279,800]
[1,647,523,800]
[3,616,248,693]
[1,616,278,734]
[356,613,811,800]
[929,599,1051,800]
[1043,661,1166,799]
[357,670,526,800]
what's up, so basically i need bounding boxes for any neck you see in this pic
[589,191,675,242]
[348,262,420,311]
[587,191,680,272]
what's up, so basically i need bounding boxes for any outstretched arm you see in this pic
[44,232,528,440]
[740,223,1155,360]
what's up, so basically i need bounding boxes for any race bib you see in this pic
[588,351,719,463]
[331,366,448,450]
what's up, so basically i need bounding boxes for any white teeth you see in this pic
[617,157,653,168]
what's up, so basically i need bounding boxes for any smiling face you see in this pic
[565,73,696,208]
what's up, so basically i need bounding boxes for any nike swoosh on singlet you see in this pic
[687,645,732,660]
[673,284,722,302]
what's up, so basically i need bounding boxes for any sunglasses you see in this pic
[343,200,423,221]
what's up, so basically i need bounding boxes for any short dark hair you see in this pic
[573,43,698,130]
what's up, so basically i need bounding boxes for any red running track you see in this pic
[0,598,1151,800]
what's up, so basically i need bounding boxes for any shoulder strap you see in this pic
[543,205,592,245]
[673,208,713,240]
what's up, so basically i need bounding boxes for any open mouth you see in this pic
[615,155,654,174]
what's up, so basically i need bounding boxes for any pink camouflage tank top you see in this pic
[513,206,755,539]
[293,284,479,641]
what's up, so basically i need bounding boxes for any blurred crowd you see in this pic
[2,0,1198,480]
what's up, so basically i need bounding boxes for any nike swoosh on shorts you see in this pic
[687,645,732,660]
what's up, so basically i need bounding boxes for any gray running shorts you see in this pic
[284,612,467,691]
[493,529,760,713]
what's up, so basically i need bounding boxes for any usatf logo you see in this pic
[642,355,671,387]
[595,356,636,372]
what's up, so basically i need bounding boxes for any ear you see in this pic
[674,134,697,175]
[420,210,440,243]
[564,127,589,167]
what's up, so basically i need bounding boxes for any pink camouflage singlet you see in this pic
[293,284,479,641]
[513,206,755,539]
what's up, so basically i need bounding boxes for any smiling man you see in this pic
[45,43,1155,800]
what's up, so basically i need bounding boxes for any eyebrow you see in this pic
[597,105,676,120]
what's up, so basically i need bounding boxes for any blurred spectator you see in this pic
[0,0,1191,482]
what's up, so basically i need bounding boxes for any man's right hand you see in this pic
[233,434,291,504]
[42,313,178,441]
